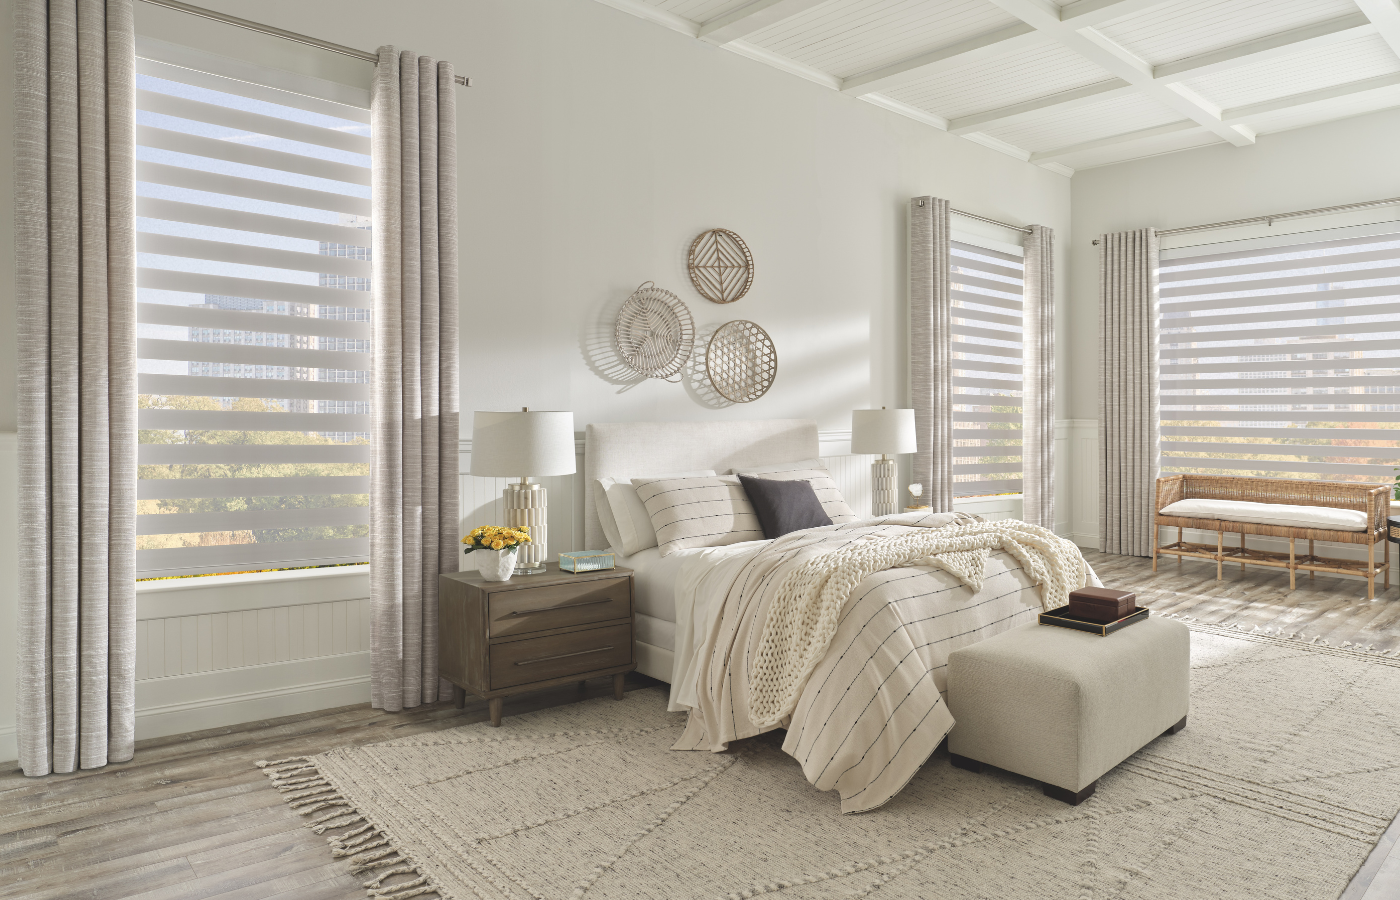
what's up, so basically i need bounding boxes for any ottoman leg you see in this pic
[1163,715,1187,736]
[1043,781,1096,806]
[950,754,983,774]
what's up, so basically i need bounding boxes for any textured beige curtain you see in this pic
[1021,225,1055,529]
[1098,228,1160,556]
[370,48,461,711]
[15,0,137,776]
[910,197,951,512]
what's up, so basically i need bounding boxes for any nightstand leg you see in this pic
[452,685,465,710]
[613,673,625,701]
[488,697,503,727]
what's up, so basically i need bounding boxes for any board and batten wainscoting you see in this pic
[0,429,1043,763]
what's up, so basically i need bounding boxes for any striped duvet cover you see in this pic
[671,511,1099,813]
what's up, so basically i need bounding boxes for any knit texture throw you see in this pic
[749,519,1088,727]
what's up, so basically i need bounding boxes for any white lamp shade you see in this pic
[471,410,577,477]
[851,408,917,455]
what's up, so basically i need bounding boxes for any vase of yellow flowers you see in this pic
[463,526,532,582]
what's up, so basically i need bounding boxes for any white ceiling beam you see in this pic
[1152,14,1375,82]
[1222,71,1400,122]
[1058,0,1172,28]
[839,23,1041,96]
[948,79,1133,134]
[698,0,829,46]
[984,0,1256,146]
[1354,0,1400,59]
[591,0,700,36]
[1028,120,1201,162]
[859,93,950,130]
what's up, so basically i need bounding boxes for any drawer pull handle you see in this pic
[508,597,612,617]
[515,646,614,666]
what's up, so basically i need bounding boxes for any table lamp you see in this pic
[851,407,916,516]
[470,409,576,574]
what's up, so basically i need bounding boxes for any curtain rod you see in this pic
[913,198,1032,234]
[1091,195,1400,244]
[136,0,471,86]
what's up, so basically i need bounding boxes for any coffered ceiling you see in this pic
[592,0,1400,175]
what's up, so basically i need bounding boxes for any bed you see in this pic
[583,419,1092,813]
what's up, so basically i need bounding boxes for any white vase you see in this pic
[475,546,519,582]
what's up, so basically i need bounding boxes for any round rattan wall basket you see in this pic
[615,281,695,382]
[705,320,776,403]
[688,228,754,304]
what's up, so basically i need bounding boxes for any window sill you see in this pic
[136,564,370,594]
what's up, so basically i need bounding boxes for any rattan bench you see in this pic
[1153,475,1391,599]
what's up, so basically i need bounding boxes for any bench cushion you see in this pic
[1160,498,1368,532]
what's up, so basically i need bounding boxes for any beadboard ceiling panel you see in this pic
[1096,0,1363,67]
[599,0,1400,173]
[880,41,1107,121]
[743,0,1020,79]
[1179,33,1400,110]
[982,92,1182,151]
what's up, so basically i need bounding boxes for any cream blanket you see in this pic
[749,519,1087,728]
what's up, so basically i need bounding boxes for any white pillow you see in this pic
[1159,498,1368,532]
[593,480,624,553]
[730,459,858,524]
[598,470,717,556]
[631,474,764,556]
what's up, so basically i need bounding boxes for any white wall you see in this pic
[0,0,1071,763]
[1064,107,1400,547]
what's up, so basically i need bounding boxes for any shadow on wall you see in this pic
[683,322,735,410]
[578,285,649,393]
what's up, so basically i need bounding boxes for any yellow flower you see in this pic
[491,539,505,550]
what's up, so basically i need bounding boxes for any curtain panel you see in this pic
[1097,228,1160,557]
[910,196,952,512]
[1021,225,1055,529]
[15,0,137,776]
[370,47,462,711]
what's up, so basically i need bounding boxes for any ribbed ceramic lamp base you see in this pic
[872,457,897,517]
[503,482,548,574]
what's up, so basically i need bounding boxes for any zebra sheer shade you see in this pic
[1022,225,1055,529]
[910,197,952,511]
[370,47,461,711]
[1098,229,1161,557]
[16,0,138,776]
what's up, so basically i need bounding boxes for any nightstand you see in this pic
[438,563,635,726]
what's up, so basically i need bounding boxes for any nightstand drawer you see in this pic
[488,577,630,638]
[489,622,632,690]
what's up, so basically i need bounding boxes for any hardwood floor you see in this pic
[2,548,1397,900]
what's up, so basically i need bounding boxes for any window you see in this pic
[950,240,1025,497]
[134,43,372,579]
[1159,230,1400,485]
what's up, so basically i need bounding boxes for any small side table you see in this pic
[439,563,635,726]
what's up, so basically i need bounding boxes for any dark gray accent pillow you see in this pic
[738,474,834,540]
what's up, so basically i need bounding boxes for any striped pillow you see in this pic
[730,460,857,524]
[631,475,764,556]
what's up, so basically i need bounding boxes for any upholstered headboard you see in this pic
[583,419,820,551]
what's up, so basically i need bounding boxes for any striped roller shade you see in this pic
[133,38,373,579]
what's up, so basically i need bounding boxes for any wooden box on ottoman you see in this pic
[946,617,1190,805]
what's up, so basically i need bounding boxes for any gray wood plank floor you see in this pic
[2,548,1396,900]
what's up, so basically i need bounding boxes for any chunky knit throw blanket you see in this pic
[748,519,1088,728]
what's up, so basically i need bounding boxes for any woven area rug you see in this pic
[260,620,1400,900]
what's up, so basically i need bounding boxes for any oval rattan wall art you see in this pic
[615,281,695,382]
[688,228,754,304]
[705,320,776,403]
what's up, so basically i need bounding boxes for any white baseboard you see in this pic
[1071,531,1100,549]
[134,672,370,744]
[0,727,14,769]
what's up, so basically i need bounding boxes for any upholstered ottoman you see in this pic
[946,617,1190,805]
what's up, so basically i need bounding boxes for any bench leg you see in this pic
[1309,539,1314,580]
[1369,542,1376,600]
[1290,539,1296,591]
[1043,781,1096,806]
[1163,715,1187,736]
[1177,528,1182,570]
[950,754,983,774]
[1240,533,1246,573]
[1216,531,1223,581]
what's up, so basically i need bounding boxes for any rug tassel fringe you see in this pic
[1164,613,1400,662]
[257,759,440,899]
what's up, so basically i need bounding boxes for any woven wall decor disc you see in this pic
[706,320,776,403]
[615,281,695,382]
[688,228,754,304]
